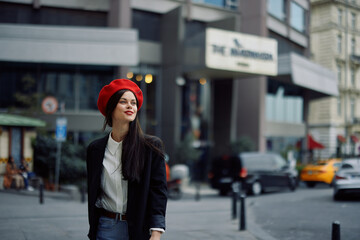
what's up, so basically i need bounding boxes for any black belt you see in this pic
[100,208,127,221]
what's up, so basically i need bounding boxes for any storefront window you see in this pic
[128,65,161,136]
[266,87,303,124]
[0,62,115,112]
[181,79,210,142]
[267,0,286,21]
[78,74,112,111]
[290,2,305,33]
[0,62,38,109]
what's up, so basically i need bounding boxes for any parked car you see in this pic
[208,152,298,196]
[333,158,360,200]
[300,159,342,188]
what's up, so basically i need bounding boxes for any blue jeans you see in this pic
[96,216,129,240]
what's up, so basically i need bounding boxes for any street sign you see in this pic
[42,96,58,114]
[56,117,67,142]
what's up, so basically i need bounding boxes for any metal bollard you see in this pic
[232,190,237,219]
[239,194,246,231]
[195,183,201,201]
[39,182,44,204]
[81,182,86,203]
[332,221,341,240]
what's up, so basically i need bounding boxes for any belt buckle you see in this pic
[117,213,125,221]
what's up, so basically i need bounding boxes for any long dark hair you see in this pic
[103,89,164,182]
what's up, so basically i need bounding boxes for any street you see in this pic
[0,184,359,240]
[247,184,360,240]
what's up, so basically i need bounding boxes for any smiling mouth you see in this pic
[125,111,134,115]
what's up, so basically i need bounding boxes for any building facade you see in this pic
[0,0,337,175]
[310,0,360,158]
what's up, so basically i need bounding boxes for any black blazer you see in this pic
[86,135,167,240]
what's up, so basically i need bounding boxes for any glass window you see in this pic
[0,2,107,26]
[185,20,206,39]
[337,64,342,84]
[132,10,161,42]
[265,86,303,124]
[352,38,356,54]
[192,0,238,10]
[39,72,75,110]
[78,74,112,111]
[267,0,286,21]
[337,97,342,116]
[338,8,343,26]
[243,156,274,171]
[0,62,116,112]
[290,2,306,32]
[351,68,356,86]
[337,35,342,54]
[128,64,161,135]
[351,98,356,120]
[203,0,224,6]
[273,155,287,169]
[352,13,356,29]
[269,31,305,55]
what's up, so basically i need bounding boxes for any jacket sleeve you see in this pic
[148,144,168,230]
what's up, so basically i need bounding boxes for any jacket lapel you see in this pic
[92,135,108,197]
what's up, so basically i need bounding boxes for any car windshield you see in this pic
[242,154,286,171]
[341,159,360,169]
[314,162,328,166]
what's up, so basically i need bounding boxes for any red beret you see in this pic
[97,79,143,116]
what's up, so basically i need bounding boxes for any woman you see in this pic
[87,79,167,240]
[3,156,24,190]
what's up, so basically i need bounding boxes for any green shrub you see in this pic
[32,135,86,184]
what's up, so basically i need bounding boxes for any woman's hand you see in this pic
[149,230,162,240]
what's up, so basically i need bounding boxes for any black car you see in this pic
[208,152,297,196]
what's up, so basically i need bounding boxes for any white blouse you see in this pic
[95,133,128,214]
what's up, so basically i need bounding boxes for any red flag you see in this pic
[307,134,325,150]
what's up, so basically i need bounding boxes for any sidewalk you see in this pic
[0,183,265,240]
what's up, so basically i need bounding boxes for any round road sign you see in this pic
[42,96,58,114]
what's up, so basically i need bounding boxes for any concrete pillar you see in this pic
[108,0,131,78]
[234,0,268,151]
[160,7,184,159]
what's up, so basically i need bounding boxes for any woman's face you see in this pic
[112,91,138,125]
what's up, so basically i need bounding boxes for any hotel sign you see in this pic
[205,28,278,76]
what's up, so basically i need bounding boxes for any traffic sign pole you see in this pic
[55,117,67,191]
[55,141,61,192]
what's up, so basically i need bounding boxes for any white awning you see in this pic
[0,24,139,66]
[278,53,338,96]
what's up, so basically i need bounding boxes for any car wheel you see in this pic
[219,188,228,196]
[251,181,262,196]
[333,192,341,201]
[305,181,316,188]
[329,178,335,187]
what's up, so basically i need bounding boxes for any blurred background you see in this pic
[0,0,358,188]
